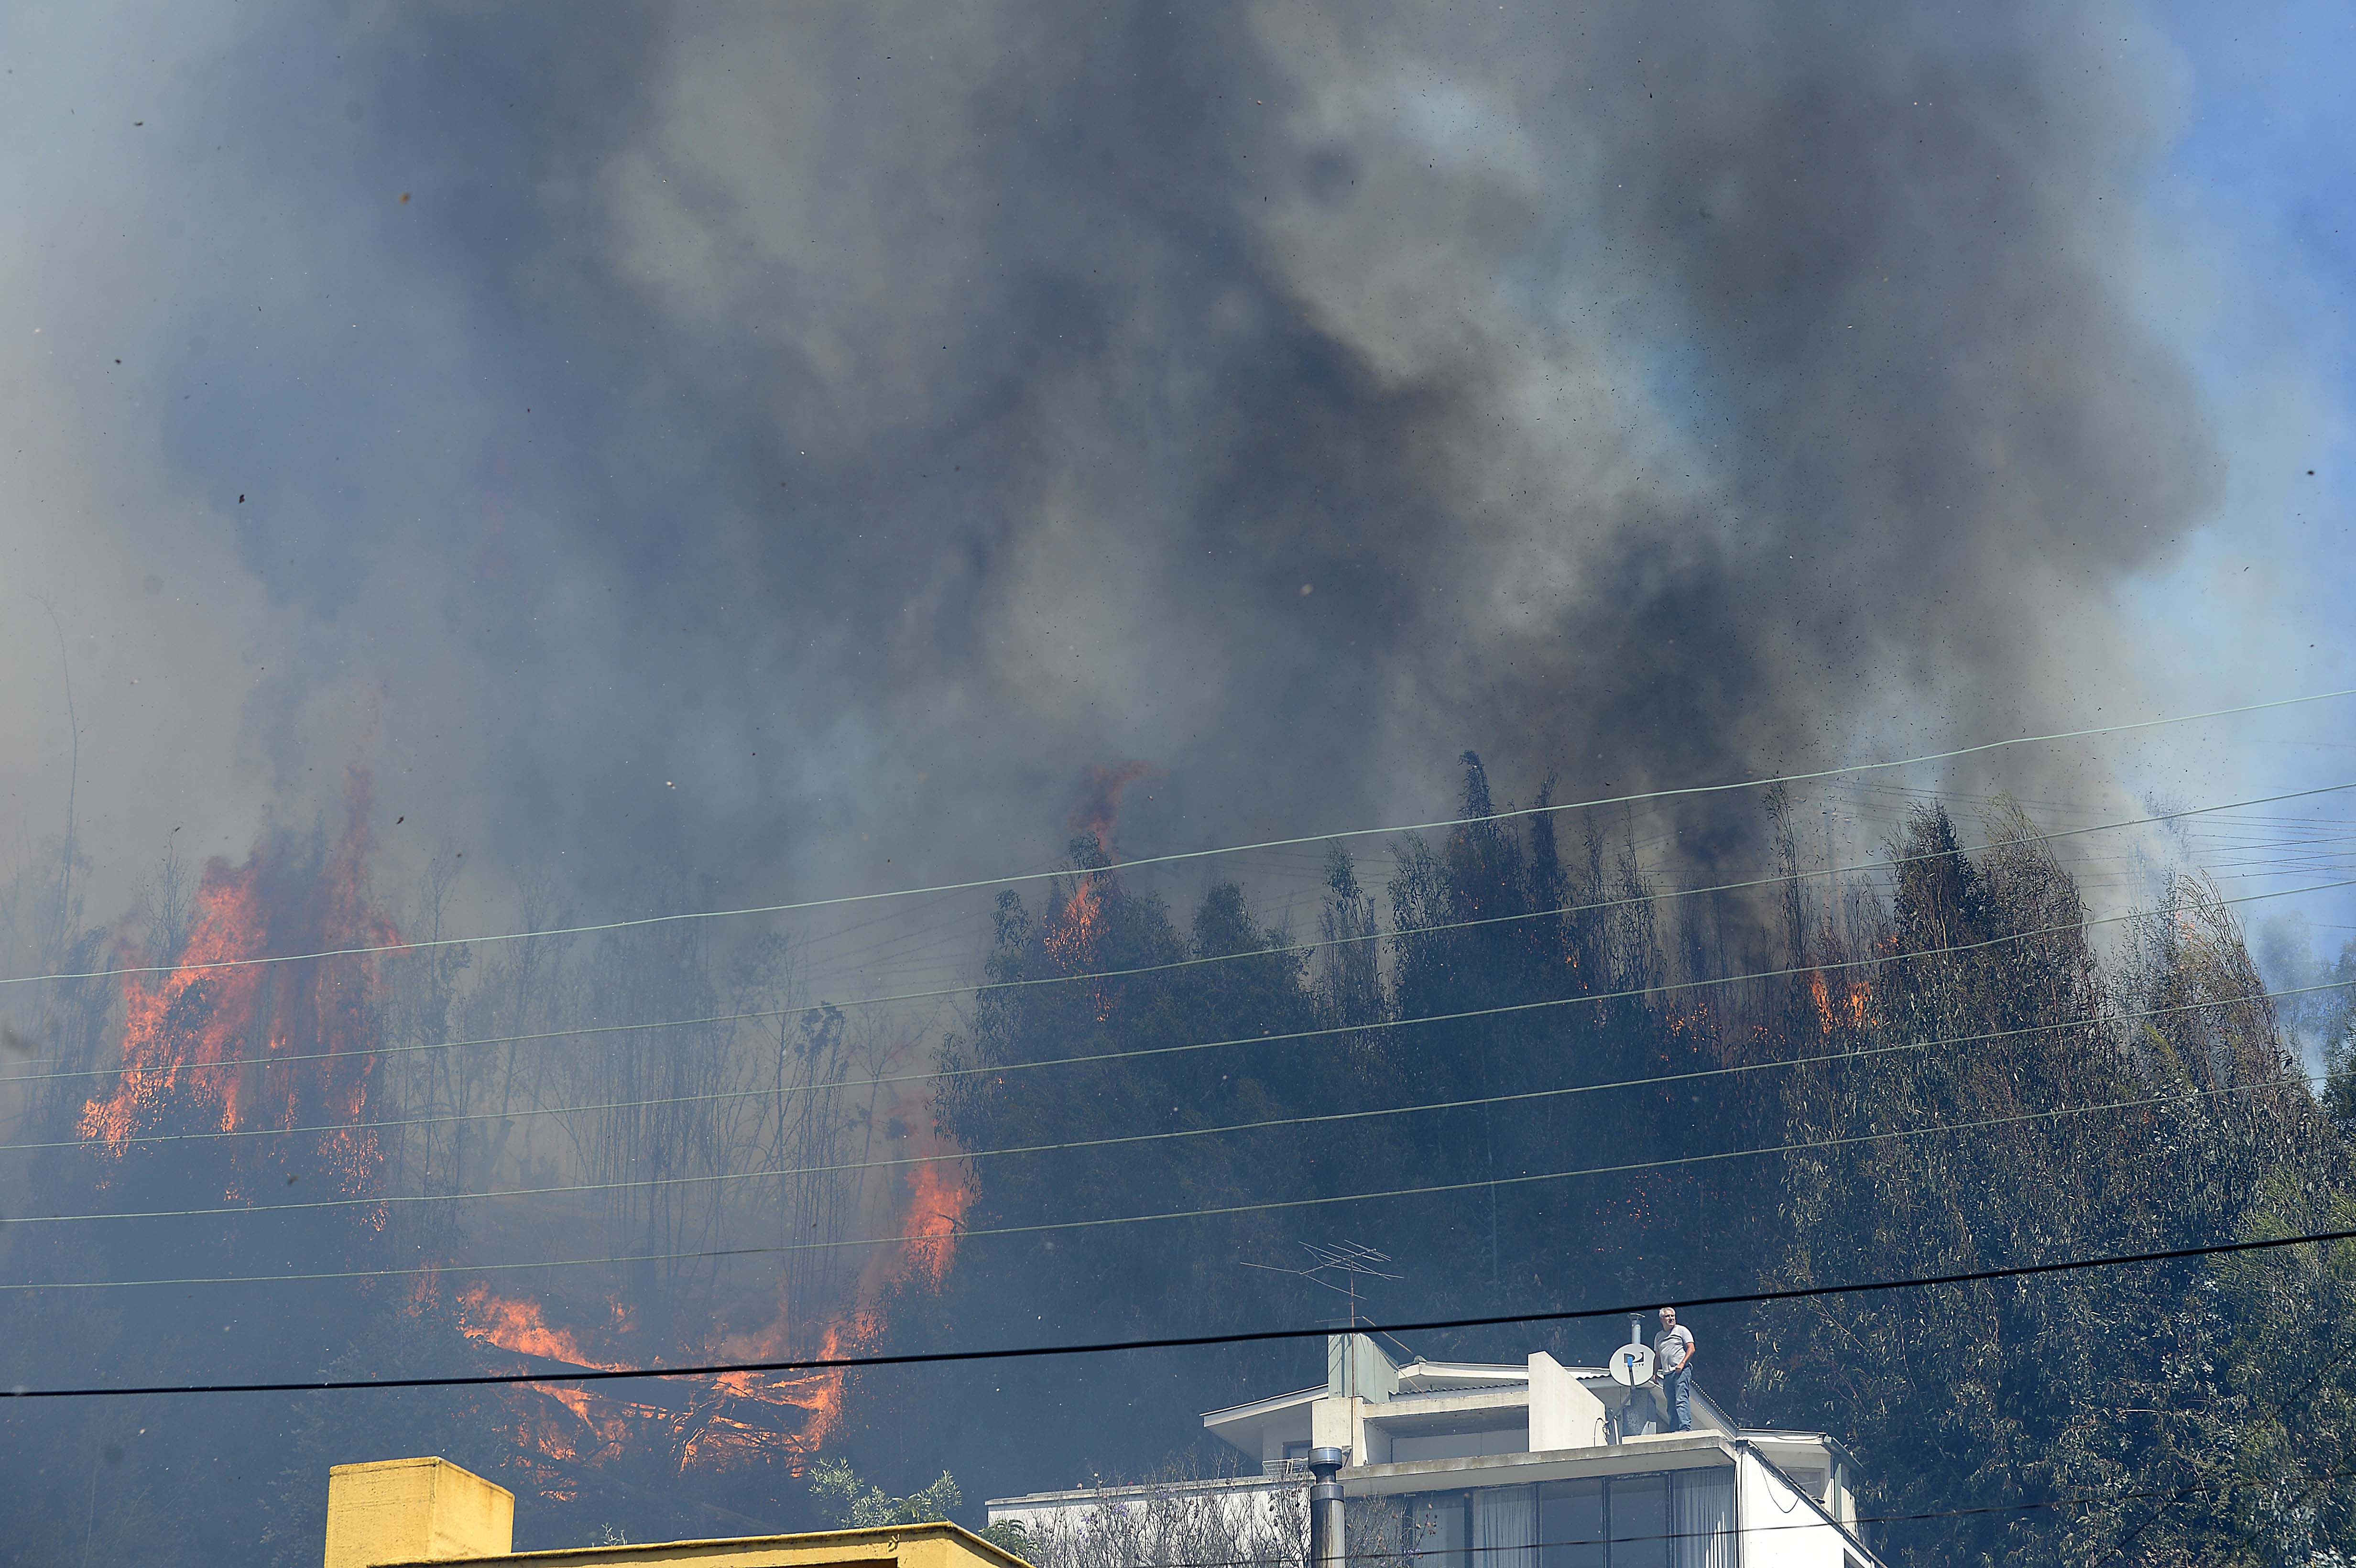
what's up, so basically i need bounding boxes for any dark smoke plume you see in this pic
[95,0,2206,905]
[0,3,2274,1557]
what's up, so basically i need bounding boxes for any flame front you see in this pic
[78,773,394,1204]
[1809,970,1876,1034]
[62,768,979,1500]
[902,1159,971,1288]
[458,1154,972,1482]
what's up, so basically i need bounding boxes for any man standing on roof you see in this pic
[1655,1307,1695,1433]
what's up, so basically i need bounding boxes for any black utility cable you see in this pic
[7,1222,2352,1400]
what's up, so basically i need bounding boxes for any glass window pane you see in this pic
[1406,1492,1470,1568]
[1473,1485,1538,1568]
[1669,1470,1737,1568]
[1608,1474,1670,1568]
[1538,1480,1606,1568]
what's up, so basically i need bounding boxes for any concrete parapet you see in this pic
[323,1457,516,1568]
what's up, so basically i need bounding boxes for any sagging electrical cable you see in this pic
[4,1051,2334,1286]
[5,777,2340,1096]
[6,967,2342,1165]
[4,767,2337,1088]
[2,686,2348,992]
[7,867,2347,1201]
[10,973,2349,1226]
[5,1219,2353,1395]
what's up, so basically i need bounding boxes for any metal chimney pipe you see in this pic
[1307,1446,1347,1568]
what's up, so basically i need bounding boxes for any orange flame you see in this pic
[1809,970,1876,1034]
[78,773,394,1203]
[457,1284,639,1435]
[1045,874,1105,965]
[460,1284,619,1370]
[1044,867,1119,1021]
[456,1153,971,1484]
[902,1159,972,1289]
[699,1154,972,1463]
[1044,760,1153,1018]
[1069,760,1153,860]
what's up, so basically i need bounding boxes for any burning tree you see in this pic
[0,770,980,1558]
[79,776,395,1209]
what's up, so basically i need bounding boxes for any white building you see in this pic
[988,1333,1884,1568]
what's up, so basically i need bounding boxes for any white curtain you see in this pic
[1473,1486,1538,1568]
[1669,1470,1736,1568]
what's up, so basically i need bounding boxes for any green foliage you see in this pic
[979,1519,1036,1557]
[2327,1013,2356,1137]
[1745,802,2353,1565]
[856,757,1786,1508]
[846,760,2356,1567]
[811,1457,965,1529]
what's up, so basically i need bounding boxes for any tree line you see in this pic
[833,757,2356,1568]
[4,752,2355,1565]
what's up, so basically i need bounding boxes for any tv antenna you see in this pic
[1242,1241,1403,1332]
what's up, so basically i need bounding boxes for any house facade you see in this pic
[320,1456,1029,1568]
[988,1333,1884,1568]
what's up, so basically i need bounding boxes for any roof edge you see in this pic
[416,1519,1031,1568]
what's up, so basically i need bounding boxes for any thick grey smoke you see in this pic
[394,0,2213,894]
[2,0,2220,925]
[0,3,2310,1554]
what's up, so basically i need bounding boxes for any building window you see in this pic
[1670,1470,1736,1568]
[1407,1472,1734,1568]
[1473,1484,1538,1568]
[1391,1427,1530,1463]
[1405,1492,1470,1568]
[1538,1480,1605,1568]
[1608,1474,1669,1568]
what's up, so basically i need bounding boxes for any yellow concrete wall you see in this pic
[323,1459,1030,1568]
[420,1522,1025,1568]
[324,1458,516,1567]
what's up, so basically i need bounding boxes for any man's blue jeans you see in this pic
[1660,1367,1693,1432]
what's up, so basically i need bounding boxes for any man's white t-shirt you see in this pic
[1656,1324,1694,1374]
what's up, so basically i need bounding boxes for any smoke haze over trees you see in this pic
[17,760,2356,1562]
[3,1,2356,1565]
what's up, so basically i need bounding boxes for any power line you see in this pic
[4,1048,2325,1288]
[6,1219,2352,1396]
[5,686,2349,991]
[9,881,2340,1166]
[4,819,2337,1125]
[16,973,2349,1227]
[7,777,2338,1096]
[12,866,2341,1215]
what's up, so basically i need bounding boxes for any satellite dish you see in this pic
[1609,1343,1655,1387]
